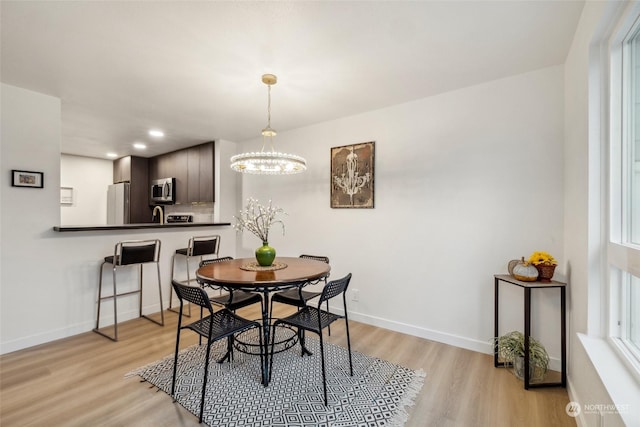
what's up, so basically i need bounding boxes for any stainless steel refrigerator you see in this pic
[107,182,130,224]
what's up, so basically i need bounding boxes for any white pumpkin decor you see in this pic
[512,257,538,282]
[508,259,519,276]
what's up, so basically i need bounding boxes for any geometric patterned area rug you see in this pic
[127,335,425,427]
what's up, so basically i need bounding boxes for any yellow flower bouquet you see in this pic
[528,251,557,282]
[528,251,557,266]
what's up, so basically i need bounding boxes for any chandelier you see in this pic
[230,74,307,175]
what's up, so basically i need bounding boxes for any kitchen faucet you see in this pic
[152,206,164,225]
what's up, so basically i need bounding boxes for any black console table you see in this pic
[494,274,567,389]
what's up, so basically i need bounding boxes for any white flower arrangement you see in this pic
[233,198,286,244]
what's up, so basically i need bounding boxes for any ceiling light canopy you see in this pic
[230,74,307,175]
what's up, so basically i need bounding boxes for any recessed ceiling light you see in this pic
[148,129,164,137]
[107,152,118,158]
[133,143,146,150]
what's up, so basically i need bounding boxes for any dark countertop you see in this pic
[53,222,231,232]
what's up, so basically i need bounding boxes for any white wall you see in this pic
[237,66,566,363]
[1,83,63,350]
[0,83,237,354]
[60,154,112,225]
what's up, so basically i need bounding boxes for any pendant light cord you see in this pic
[267,84,271,130]
[263,83,275,152]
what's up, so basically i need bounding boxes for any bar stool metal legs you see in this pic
[94,239,164,341]
[168,252,196,317]
[168,235,220,318]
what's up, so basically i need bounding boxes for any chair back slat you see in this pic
[189,235,220,257]
[299,254,330,285]
[299,254,330,264]
[319,273,352,304]
[118,240,160,265]
[197,257,234,289]
[199,256,234,267]
[172,280,214,312]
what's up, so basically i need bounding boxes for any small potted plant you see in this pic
[493,330,549,382]
[528,251,558,282]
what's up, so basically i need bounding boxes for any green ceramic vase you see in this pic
[255,241,276,267]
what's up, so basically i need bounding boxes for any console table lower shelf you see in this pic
[494,274,567,390]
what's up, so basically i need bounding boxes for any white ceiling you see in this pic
[1,1,584,160]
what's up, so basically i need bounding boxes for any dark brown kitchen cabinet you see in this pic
[113,156,131,183]
[149,141,215,204]
[150,151,174,180]
[112,155,150,223]
[148,157,158,182]
[187,141,215,203]
[173,149,188,205]
[198,142,215,203]
[187,145,200,202]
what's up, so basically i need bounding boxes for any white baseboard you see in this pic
[1,320,94,355]
[567,377,589,427]
[344,309,563,372]
[0,303,164,355]
[2,302,563,374]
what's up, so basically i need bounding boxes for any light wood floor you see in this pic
[1,304,575,427]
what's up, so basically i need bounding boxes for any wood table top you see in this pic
[196,257,331,290]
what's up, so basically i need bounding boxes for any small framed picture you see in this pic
[11,170,44,188]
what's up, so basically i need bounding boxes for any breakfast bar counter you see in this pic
[53,222,231,232]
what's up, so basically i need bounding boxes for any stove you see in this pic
[166,214,193,223]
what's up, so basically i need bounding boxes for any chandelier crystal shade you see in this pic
[230,74,307,175]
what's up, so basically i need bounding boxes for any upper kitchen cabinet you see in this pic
[112,155,150,223]
[149,141,215,204]
[173,149,188,205]
[113,155,148,185]
[188,142,215,204]
[149,150,174,181]
[113,156,131,183]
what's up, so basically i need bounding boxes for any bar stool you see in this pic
[94,239,164,341]
[169,235,220,316]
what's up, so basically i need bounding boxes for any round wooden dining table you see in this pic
[196,256,331,386]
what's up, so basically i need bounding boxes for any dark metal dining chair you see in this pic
[171,280,262,424]
[198,257,263,363]
[198,257,264,312]
[269,273,353,406]
[269,254,331,334]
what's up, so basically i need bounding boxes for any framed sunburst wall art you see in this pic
[330,141,374,208]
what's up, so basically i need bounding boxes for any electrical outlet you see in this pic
[352,289,359,302]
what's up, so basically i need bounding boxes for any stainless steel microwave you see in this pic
[151,177,175,204]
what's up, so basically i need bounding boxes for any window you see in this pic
[631,29,640,246]
[627,276,640,354]
[609,12,640,376]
